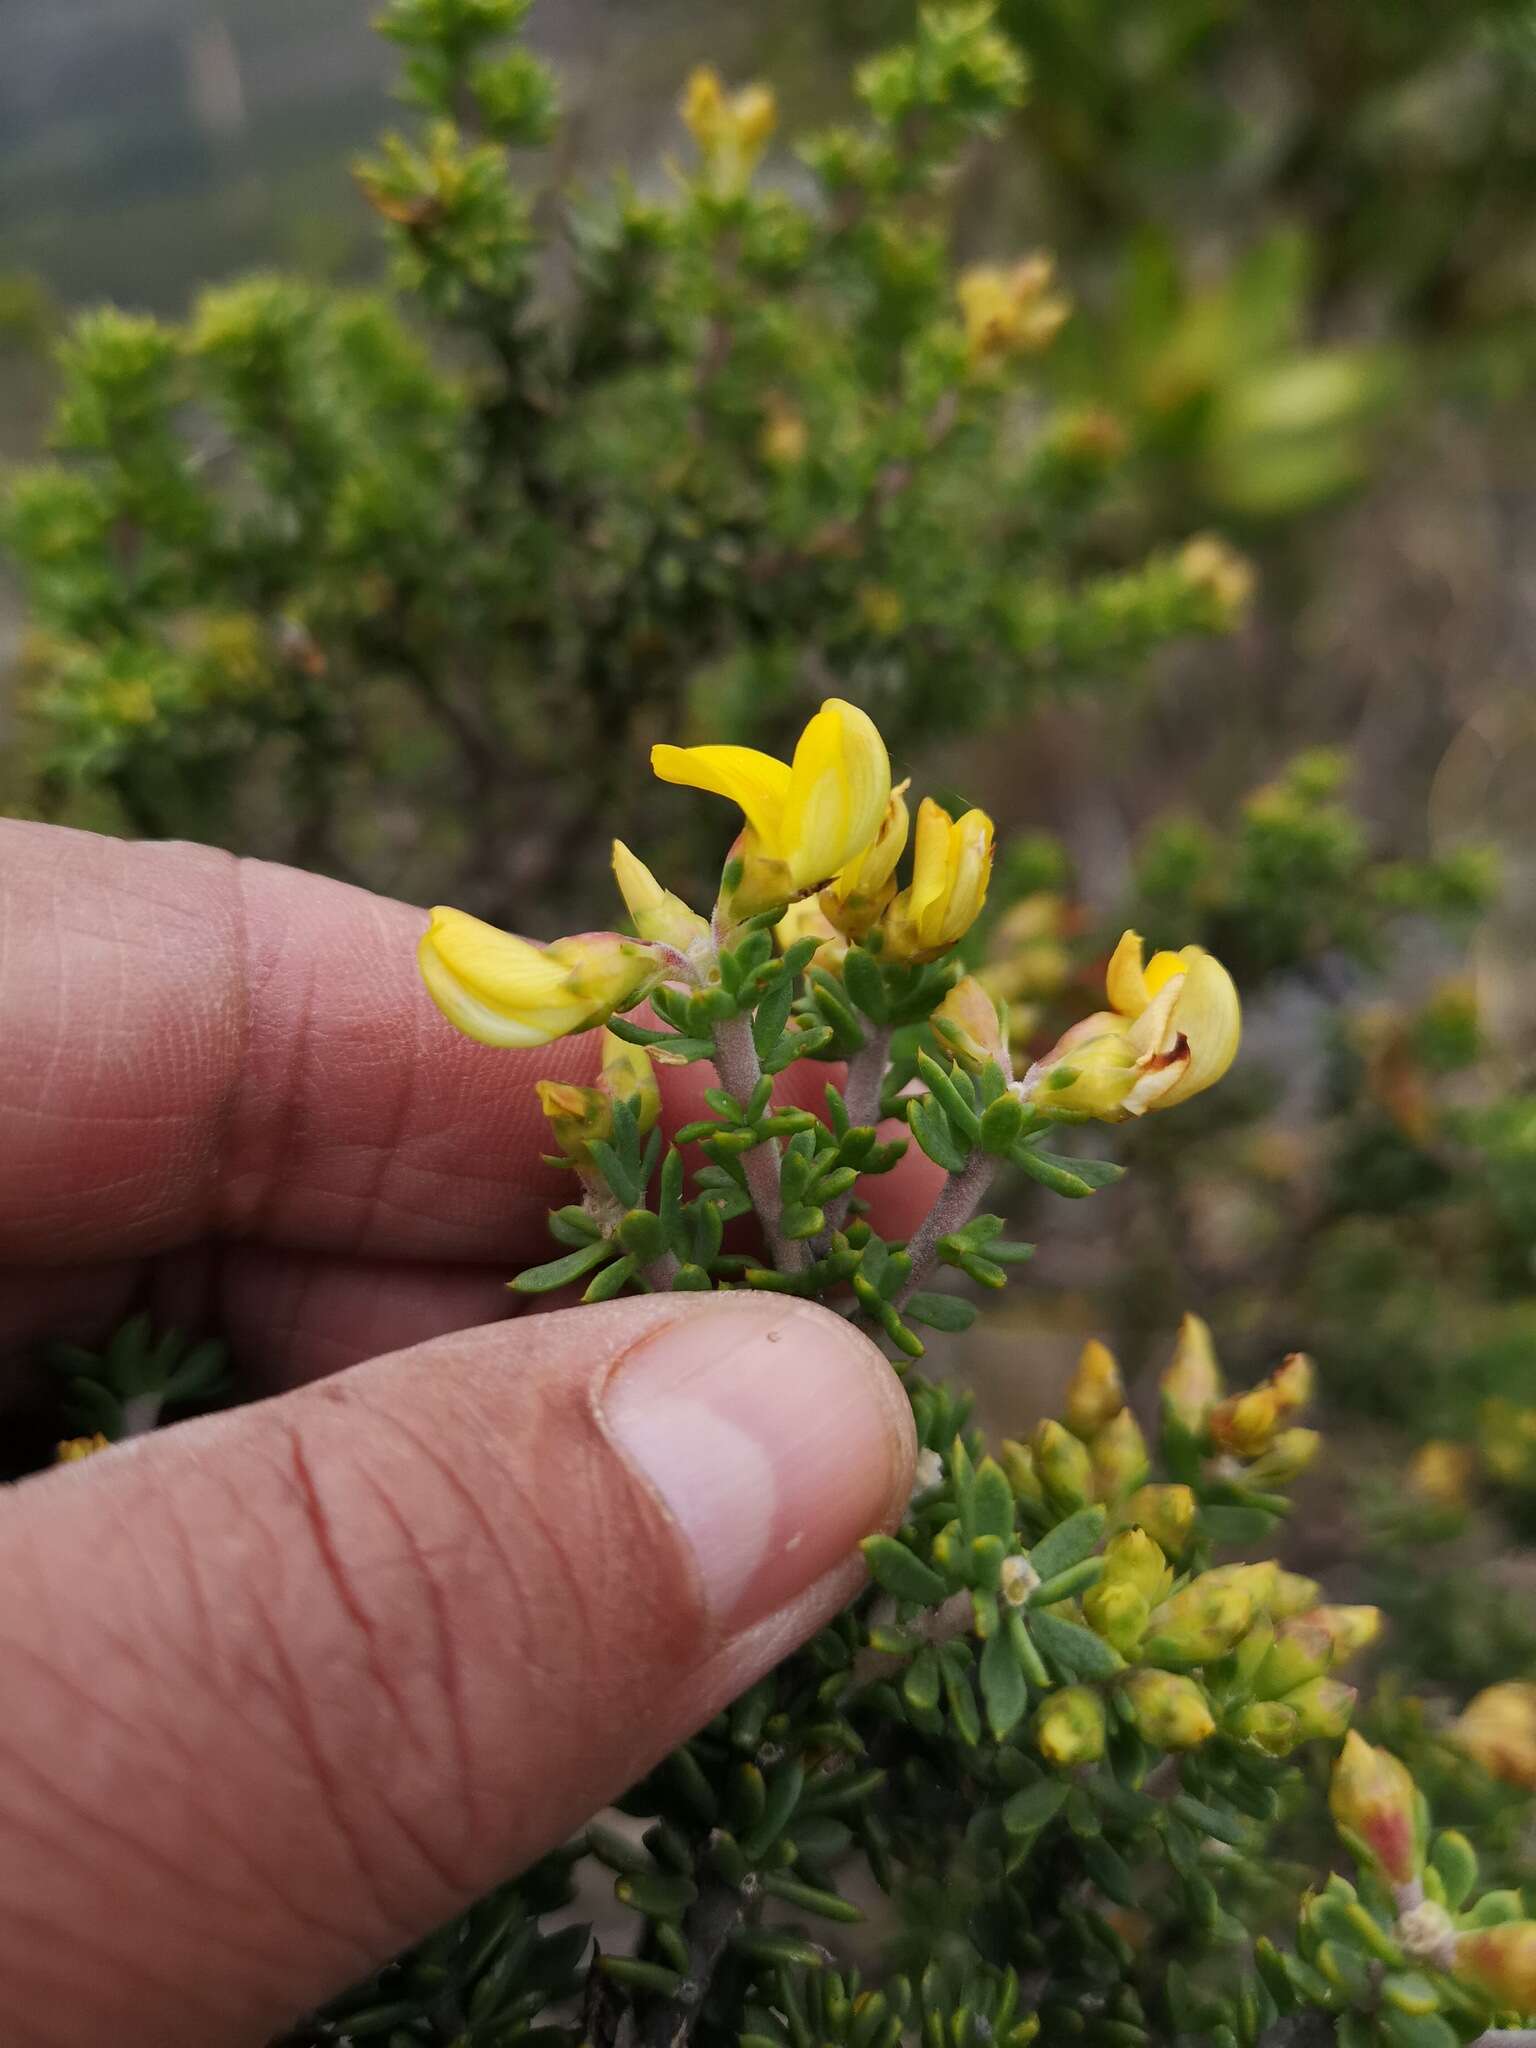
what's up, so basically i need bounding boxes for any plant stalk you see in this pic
[711,1011,809,1274]
[894,1151,996,1306]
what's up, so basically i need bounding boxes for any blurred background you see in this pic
[4,0,1536,1726]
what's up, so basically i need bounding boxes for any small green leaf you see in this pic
[904,1291,977,1332]
[1027,1505,1106,1582]
[582,1253,638,1302]
[1029,1609,1124,1681]
[861,1535,947,1606]
[980,1626,1028,1740]
[511,1239,614,1294]
[1001,1777,1070,1838]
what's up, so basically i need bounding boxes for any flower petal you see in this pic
[650,741,793,851]
[1105,930,1150,1016]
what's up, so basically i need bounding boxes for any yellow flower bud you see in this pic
[1454,1922,1536,2015]
[420,909,666,1050]
[1101,1527,1174,1605]
[1199,1561,1281,1613]
[653,697,891,919]
[612,840,710,955]
[1143,1575,1256,1668]
[1452,1683,1536,1791]
[1246,1427,1322,1484]
[1408,1439,1475,1512]
[1281,1675,1356,1742]
[1083,1579,1150,1653]
[1270,1351,1314,1416]
[931,975,1010,1076]
[681,67,776,192]
[1032,1418,1094,1514]
[1064,1338,1125,1439]
[759,395,808,468]
[1091,1408,1149,1502]
[1329,1733,1423,1887]
[536,1032,660,1164]
[1270,1571,1323,1618]
[1232,1700,1300,1756]
[55,1432,111,1462]
[820,782,910,939]
[1035,1685,1107,1768]
[1306,1605,1382,1664]
[1210,1386,1282,1459]
[958,256,1071,370]
[1000,1437,1045,1504]
[880,797,995,964]
[1160,1312,1224,1432]
[775,895,849,975]
[1029,930,1241,1122]
[1123,1668,1216,1751]
[1255,1619,1335,1700]
[1117,1483,1197,1558]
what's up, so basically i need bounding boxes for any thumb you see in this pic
[0,1294,914,2048]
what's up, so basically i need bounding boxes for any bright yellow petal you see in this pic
[837,778,910,897]
[906,797,956,927]
[780,698,891,888]
[651,742,792,852]
[419,929,572,1049]
[424,907,569,1006]
[946,807,994,933]
[1144,948,1190,998]
[1155,952,1241,1107]
[611,840,709,951]
[1106,930,1150,1016]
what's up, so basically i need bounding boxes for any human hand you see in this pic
[0,821,928,2048]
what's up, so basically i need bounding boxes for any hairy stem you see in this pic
[711,1012,808,1275]
[894,1152,996,1306]
[851,1587,973,1688]
[824,1027,893,1235]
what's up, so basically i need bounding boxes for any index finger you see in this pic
[0,822,939,1271]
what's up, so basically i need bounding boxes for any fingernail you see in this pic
[603,1302,912,1632]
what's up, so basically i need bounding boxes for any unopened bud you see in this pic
[1452,1683,1536,1791]
[1035,1685,1107,1768]
[1161,1313,1223,1432]
[1209,1386,1282,1458]
[55,1433,111,1463]
[1064,1338,1124,1439]
[1091,1408,1150,1502]
[1032,1418,1094,1513]
[1329,1733,1424,1887]
[1083,1580,1149,1653]
[1100,1527,1172,1602]
[1143,1577,1256,1668]
[1281,1675,1356,1742]
[1271,1571,1324,1618]
[1408,1439,1475,1513]
[1307,1605,1382,1664]
[1232,1700,1301,1756]
[1123,1668,1216,1751]
[1246,1427,1321,1484]
[1117,1483,1197,1558]
[1454,1922,1536,2015]
[1000,1437,1045,1505]
[1256,1619,1335,1700]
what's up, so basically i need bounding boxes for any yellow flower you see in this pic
[958,256,1070,371]
[1064,1337,1125,1439]
[419,908,665,1050]
[1454,1923,1536,2014]
[1210,1352,1313,1459]
[775,896,849,975]
[931,975,1010,1075]
[1177,534,1256,622]
[1160,1312,1223,1432]
[680,65,777,193]
[820,781,910,939]
[611,840,711,956]
[880,796,995,964]
[1027,930,1240,1121]
[652,697,891,918]
[56,1433,111,1463]
[1329,1733,1423,1887]
[1453,1683,1536,1791]
[536,1031,661,1165]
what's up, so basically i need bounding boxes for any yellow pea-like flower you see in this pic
[419,907,665,1050]
[612,839,710,955]
[775,895,849,975]
[880,796,995,964]
[652,697,891,917]
[1027,930,1240,1122]
[820,780,910,938]
[958,256,1070,371]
